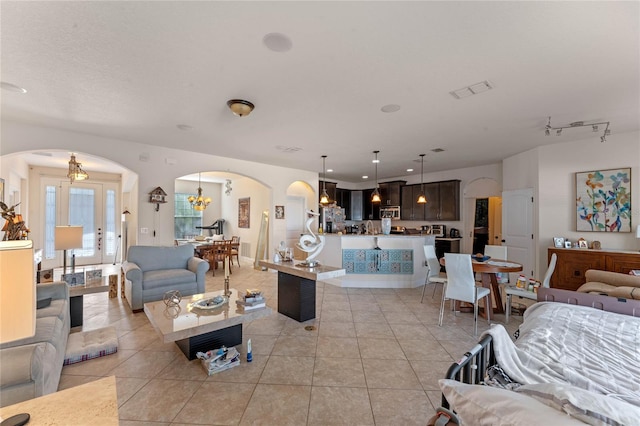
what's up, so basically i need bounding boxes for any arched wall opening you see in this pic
[462,177,502,254]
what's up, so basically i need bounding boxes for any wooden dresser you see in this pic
[548,247,640,291]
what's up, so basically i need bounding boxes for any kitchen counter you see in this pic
[314,234,435,288]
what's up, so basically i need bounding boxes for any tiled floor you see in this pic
[59,260,523,425]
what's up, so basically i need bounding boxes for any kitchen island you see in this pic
[314,234,436,288]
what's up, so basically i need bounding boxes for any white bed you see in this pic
[441,295,640,425]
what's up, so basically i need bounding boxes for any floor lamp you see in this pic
[0,240,36,426]
[55,226,83,273]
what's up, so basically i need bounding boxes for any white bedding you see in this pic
[483,302,640,407]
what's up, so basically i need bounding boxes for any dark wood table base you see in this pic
[175,323,242,360]
[277,271,316,322]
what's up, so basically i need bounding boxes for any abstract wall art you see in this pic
[576,167,631,232]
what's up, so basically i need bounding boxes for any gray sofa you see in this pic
[0,281,70,407]
[122,244,209,311]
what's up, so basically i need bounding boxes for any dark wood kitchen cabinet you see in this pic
[378,181,405,206]
[401,185,425,220]
[548,248,640,291]
[335,188,351,219]
[425,180,460,221]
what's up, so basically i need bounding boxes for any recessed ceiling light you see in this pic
[176,124,193,131]
[263,33,293,52]
[381,104,401,113]
[1,81,27,93]
[431,148,445,153]
[362,175,368,179]
[406,168,414,172]
[327,169,333,173]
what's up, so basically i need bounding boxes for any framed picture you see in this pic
[238,197,250,228]
[275,205,285,220]
[62,271,85,286]
[0,178,4,203]
[37,268,54,284]
[553,237,565,248]
[578,239,588,249]
[564,241,572,249]
[576,167,631,232]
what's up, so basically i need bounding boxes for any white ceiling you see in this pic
[1,1,638,183]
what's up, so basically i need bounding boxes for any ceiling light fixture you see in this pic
[227,99,255,117]
[320,155,330,205]
[67,154,89,184]
[188,173,211,211]
[417,154,427,204]
[545,116,611,143]
[371,151,381,203]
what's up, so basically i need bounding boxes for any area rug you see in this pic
[64,326,118,365]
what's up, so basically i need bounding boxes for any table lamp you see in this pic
[55,225,83,273]
[0,240,35,426]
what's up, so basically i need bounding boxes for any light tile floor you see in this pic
[59,261,523,425]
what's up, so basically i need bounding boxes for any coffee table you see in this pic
[144,288,272,360]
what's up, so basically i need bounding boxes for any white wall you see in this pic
[1,121,319,257]
[504,130,640,275]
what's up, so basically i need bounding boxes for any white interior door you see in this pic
[502,188,535,280]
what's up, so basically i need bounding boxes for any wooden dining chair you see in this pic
[208,240,231,276]
[440,253,491,336]
[230,236,240,267]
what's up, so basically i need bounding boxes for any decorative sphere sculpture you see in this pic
[163,290,182,307]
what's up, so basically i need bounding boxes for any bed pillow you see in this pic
[439,380,584,425]
[516,383,640,426]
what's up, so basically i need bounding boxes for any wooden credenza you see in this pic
[548,247,640,291]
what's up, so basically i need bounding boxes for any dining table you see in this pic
[440,256,523,319]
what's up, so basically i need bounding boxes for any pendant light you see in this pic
[319,155,330,204]
[188,173,212,211]
[371,150,381,203]
[417,154,427,204]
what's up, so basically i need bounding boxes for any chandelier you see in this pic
[371,150,381,203]
[188,173,211,211]
[67,154,89,184]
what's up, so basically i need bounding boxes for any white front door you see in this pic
[502,188,535,280]
[41,178,119,269]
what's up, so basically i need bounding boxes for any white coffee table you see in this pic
[144,288,272,359]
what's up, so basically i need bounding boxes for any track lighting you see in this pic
[545,116,611,143]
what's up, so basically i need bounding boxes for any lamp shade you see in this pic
[55,225,83,250]
[0,240,36,344]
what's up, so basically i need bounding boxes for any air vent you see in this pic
[275,146,302,153]
[32,152,52,157]
[450,80,493,99]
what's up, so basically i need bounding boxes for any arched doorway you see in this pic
[462,178,501,254]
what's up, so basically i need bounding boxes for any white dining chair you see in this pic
[421,245,447,303]
[504,253,557,323]
[483,245,509,284]
[439,253,492,336]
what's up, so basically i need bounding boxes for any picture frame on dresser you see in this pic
[564,240,572,249]
[553,237,565,248]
